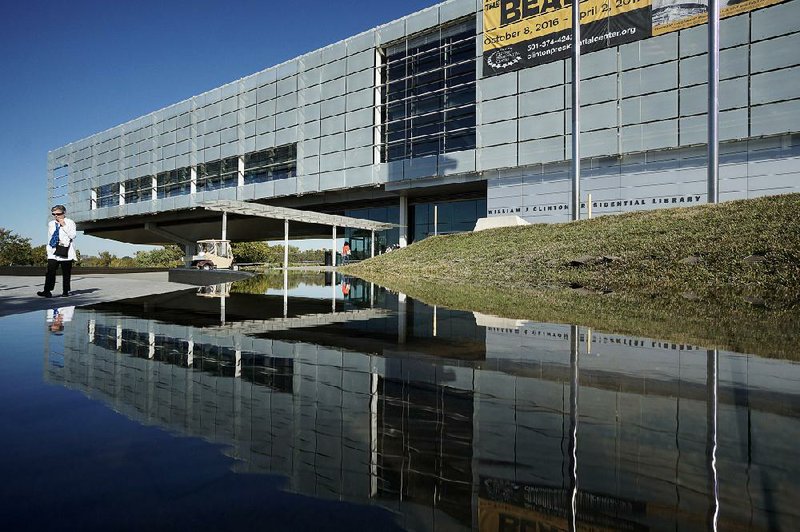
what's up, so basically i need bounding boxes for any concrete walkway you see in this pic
[0,273,194,318]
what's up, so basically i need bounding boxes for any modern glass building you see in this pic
[48,0,800,254]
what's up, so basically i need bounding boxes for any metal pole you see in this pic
[708,0,720,204]
[569,324,579,531]
[332,225,337,267]
[571,0,581,221]
[434,205,438,236]
[283,219,289,271]
[707,349,719,531]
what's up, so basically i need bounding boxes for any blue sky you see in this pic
[0,0,436,256]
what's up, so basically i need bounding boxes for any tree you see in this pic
[0,228,34,266]
[232,241,280,264]
[31,245,48,266]
[133,245,184,267]
[97,251,114,267]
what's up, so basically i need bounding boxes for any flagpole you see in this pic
[571,0,582,220]
[708,0,720,203]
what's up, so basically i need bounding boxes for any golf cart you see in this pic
[191,239,235,270]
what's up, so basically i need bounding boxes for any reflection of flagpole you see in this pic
[569,324,579,531]
[570,0,581,221]
[708,0,720,203]
[707,348,719,531]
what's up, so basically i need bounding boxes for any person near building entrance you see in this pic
[37,205,77,298]
[342,241,351,265]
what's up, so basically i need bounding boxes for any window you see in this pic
[95,183,120,208]
[157,168,191,198]
[381,18,476,163]
[123,176,153,204]
[197,156,238,191]
[411,197,486,242]
[244,144,297,184]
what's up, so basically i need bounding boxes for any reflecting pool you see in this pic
[2,273,799,531]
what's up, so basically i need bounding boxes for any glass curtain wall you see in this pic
[411,197,486,243]
[381,18,476,162]
[123,176,153,204]
[243,144,297,184]
[156,168,191,198]
[343,205,400,259]
[197,157,238,192]
[96,183,120,208]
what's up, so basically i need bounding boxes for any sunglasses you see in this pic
[52,212,64,216]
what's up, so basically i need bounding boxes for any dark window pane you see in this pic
[381,17,476,163]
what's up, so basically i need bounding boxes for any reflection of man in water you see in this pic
[47,306,74,334]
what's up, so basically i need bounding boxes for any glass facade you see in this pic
[343,205,400,259]
[156,168,191,198]
[381,18,476,163]
[90,145,299,209]
[244,144,296,184]
[410,197,486,243]
[197,157,238,192]
[96,183,120,208]
[123,176,153,204]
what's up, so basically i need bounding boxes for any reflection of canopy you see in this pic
[202,308,391,336]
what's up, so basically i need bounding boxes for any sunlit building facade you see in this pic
[48,0,800,256]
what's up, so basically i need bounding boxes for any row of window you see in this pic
[88,18,478,209]
[92,324,294,391]
[91,145,296,208]
[381,18,477,162]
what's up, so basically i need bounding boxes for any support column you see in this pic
[222,212,227,241]
[332,225,338,266]
[284,219,289,270]
[398,196,408,248]
[370,370,379,497]
[371,230,375,258]
[190,166,197,195]
[397,293,407,344]
[237,156,245,187]
[283,265,288,318]
[183,243,195,266]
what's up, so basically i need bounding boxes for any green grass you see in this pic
[342,194,800,359]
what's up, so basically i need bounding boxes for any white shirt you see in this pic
[46,217,78,261]
[46,306,75,323]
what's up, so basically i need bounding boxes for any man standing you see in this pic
[37,204,77,298]
[342,241,351,265]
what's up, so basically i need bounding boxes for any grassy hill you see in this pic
[342,194,800,359]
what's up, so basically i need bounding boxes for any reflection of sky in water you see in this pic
[265,280,346,299]
[3,276,800,531]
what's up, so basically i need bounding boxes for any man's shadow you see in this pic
[68,288,100,296]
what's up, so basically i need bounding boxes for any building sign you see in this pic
[483,0,789,76]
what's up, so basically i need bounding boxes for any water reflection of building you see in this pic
[45,286,800,531]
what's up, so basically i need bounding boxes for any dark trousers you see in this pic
[44,259,73,294]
